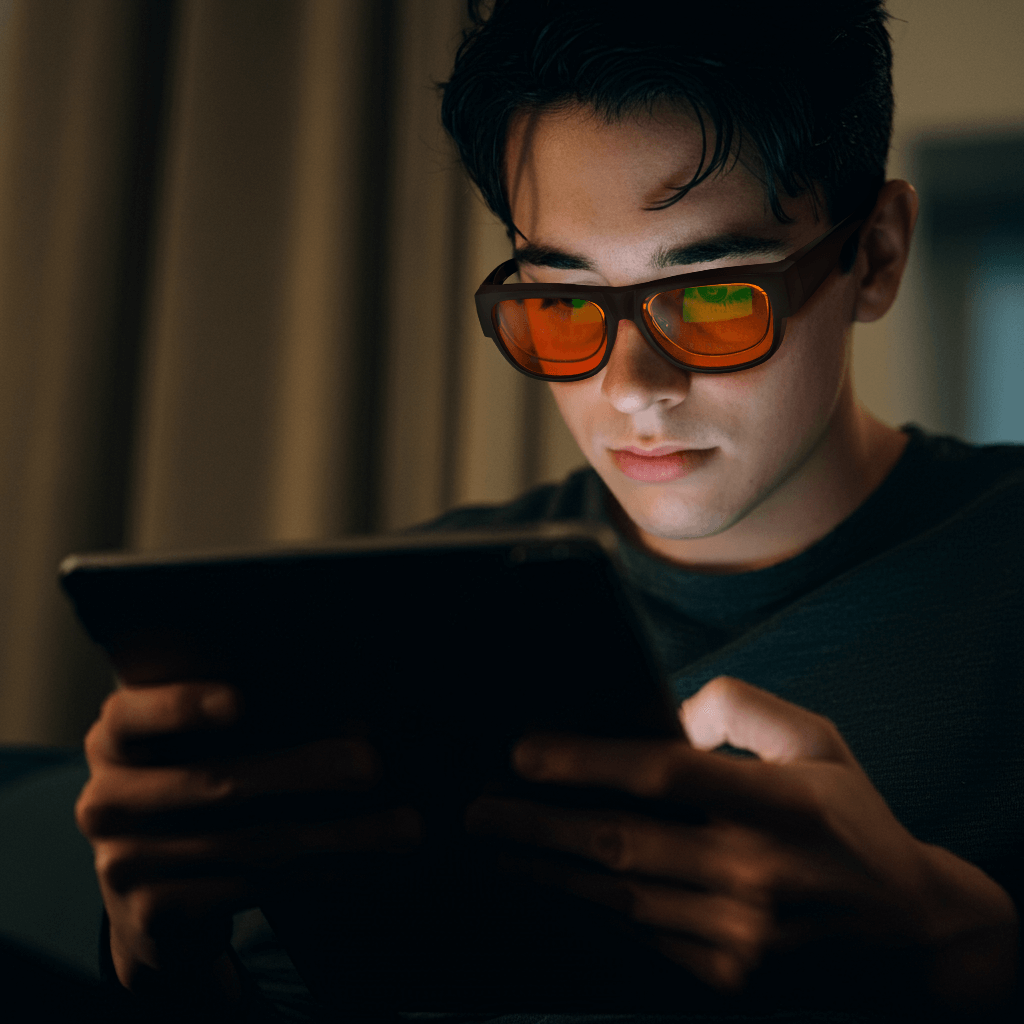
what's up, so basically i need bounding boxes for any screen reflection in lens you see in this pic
[494,297,607,376]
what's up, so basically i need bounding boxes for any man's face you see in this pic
[505,105,861,551]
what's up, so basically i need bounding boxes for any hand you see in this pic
[466,676,1018,1012]
[76,680,421,1013]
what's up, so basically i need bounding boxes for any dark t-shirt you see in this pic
[238,426,1024,1021]
[430,424,1021,675]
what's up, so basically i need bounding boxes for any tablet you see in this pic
[60,522,680,781]
[61,523,711,1012]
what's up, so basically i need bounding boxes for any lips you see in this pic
[616,444,692,458]
[610,445,711,482]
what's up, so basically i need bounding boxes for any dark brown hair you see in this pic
[441,0,893,250]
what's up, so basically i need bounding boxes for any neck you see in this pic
[625,384,909,574]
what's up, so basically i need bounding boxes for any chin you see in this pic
[616,487,736,542]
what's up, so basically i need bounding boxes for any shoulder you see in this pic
[898,426,1024,512]
[412,466,606,532]
[855,427,1024,565]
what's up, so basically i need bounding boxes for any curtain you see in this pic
[0,0,584,745]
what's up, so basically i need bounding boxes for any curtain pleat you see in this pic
[129,0,314,550]
[0,0,152,743]
[0,0,583,744]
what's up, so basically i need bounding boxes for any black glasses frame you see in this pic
[474,215,864,382]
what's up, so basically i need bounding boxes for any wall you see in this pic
[852,0,1024,430]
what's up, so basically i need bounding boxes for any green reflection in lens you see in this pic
[683,285,753,322]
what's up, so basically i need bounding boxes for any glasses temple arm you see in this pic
[785,218,864,313]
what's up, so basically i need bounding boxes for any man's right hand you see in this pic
[75,680,422,1011]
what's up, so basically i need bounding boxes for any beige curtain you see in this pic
[0,0,584,746]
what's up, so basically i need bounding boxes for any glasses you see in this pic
[474,215,863,381]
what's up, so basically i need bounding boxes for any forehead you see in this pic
[504,104,800,269]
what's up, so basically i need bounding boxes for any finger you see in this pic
[468,798,793,896]
[77,737,383,836]
[116,876,258,928]
[89,682,241,762]
[511,733,815,820]
[568,873,773,953]
[96,807,423,892]
[490,855,769,991]
[110,877,255,972]
[652,931,760,992]
[679,676,855,766]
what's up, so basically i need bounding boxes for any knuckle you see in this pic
[75,782,112,838]
[82,723,104,763]
[705,674,735,697]
[590,818,631,870]
[94,840,140,893]
[632,749,681,798]
[83,711,119,765]
[97,689,123,720]
[725,862,764,901]
[74,787,97,836]
[818,713,839,736]
[725,850,776,901]
[711,948,752,991]
[819,717,849,757]
[729,906,770,953]
[703,674,744,708]
[165,684,203,728]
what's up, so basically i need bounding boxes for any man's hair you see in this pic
[441,0,893,239]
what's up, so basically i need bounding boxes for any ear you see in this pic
[851,180,919,324]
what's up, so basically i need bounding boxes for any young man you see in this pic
[76,0,1021,1020]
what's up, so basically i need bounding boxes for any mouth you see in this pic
[609,444,714,483]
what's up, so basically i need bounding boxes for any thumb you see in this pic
[679,676,856,765]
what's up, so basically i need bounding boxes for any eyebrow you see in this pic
[514,234,790,272]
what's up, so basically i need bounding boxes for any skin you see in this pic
[507,103,909,573]
[77,686,422,1018]
[76,103,1018,1014]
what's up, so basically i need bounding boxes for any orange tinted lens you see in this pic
[644,284,773,368]
[493,297,606,377]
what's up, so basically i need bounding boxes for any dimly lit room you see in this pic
[0,1,1021,1019]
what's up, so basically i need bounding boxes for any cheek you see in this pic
[780,291,855,429]
[746,316,852,474]
[547,380,603,454]
[689,307,852,470]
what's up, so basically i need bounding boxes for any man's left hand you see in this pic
[466,676,1018,1011]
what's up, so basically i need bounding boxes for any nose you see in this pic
[600,319,691,414]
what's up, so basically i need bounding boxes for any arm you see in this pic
[468,676,1019,1013]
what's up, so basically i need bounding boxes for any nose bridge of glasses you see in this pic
[601,316,692,408]
[602,287,644,334]
[607,307,681,379]
[595,286,675,370]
